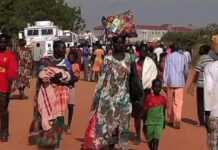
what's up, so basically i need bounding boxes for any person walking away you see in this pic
[183,49,192,69]
[0,34,18,142]
[204,34,218,150]
[154,44,164,63]
[64,49,80,133]
[32,43,44,76]
[204,60,218,150]
[92,44,104,81]
[131,44,144,144]
[158,52,167,81]
[144,79,167,150]
[82,44,90,81]
[13,39,33,99]
[163,44,189,129]
[186,44,212,126]
[141,47,158,140]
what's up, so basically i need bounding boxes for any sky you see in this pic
[66,0,218,29]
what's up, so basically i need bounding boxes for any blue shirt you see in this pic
[164,51,189,88]
[83,47,90,64]
[64,59,72,72]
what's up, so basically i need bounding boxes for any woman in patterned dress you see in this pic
[83,36,132,150]
[13,39,33,99]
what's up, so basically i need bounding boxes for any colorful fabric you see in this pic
[84,53,132,149]
[92,49,104,72]
[208,117,218,150]
[37,85,58,130]
[144,95,167,111]
[83,112,99,150]
[144,95,166,141]
[38,66,71,83]
[164,51,189,88]
[0,51,18,93]
[167,88,184,123]
[29,116,65,147]
[29,63,71,148]
[37,84,69,131]
[54,86,69,115]
[14,48,33,89]
[102,10,137,38]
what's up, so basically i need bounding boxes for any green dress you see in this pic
[145,106,165,141]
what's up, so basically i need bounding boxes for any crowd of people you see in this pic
[81,36,192,150]
[0,31,218,150]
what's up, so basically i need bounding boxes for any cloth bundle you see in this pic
[102,10,137,38]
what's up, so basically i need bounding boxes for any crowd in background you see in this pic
[1,32,218,150]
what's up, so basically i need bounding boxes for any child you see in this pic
[144,79,167,150]
[65,49,80,133]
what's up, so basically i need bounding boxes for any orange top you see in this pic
[72,63,80,79]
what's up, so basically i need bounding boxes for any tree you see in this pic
[161,23,218,50]
[0,0,85,37]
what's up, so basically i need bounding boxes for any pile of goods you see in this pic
[101,10,137,38]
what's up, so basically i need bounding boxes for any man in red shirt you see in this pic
[0,34,18,142]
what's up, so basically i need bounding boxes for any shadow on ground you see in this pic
[75,138,85,143]
[182,118,198,126]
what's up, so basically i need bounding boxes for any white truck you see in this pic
[19,21,79,58]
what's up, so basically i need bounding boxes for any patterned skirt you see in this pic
[29,113,65,148]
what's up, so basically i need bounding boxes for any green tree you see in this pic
[0,0,85,37]
[161,24,218,50]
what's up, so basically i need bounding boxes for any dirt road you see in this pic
[0,80,208,150]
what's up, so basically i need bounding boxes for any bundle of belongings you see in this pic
[101,10,137,38]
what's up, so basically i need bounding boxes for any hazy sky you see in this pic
[66,0,218,29]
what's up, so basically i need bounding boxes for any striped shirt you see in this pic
[163,51,189,88]
[195,55,214,88]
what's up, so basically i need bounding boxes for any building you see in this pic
[94,24,193,42]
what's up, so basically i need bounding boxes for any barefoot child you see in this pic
[65,49,80,132]
[144,79,167,150]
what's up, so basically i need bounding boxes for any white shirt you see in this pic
[183,51,192,67]
[142,57,158,89]
[204,61,218,117]
[154,47,163,62]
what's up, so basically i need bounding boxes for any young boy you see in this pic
[144,79,167,150]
